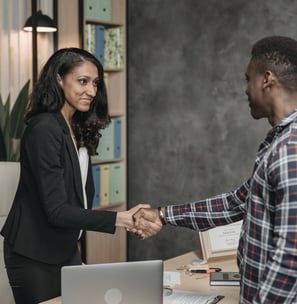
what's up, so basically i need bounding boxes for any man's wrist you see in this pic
[158,206,167,225]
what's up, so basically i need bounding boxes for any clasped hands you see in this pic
[117,204,163,240]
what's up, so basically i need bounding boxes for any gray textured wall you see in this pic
[127,0,297,261]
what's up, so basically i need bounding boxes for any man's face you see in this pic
[245,59,271,120]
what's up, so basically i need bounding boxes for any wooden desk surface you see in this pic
[40,251,240,304]
[164,250,240,304]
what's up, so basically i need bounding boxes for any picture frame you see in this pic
[199,221,242,261]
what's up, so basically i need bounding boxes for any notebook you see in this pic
[61,260,163,304]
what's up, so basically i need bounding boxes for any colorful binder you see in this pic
[104,27,124,69]
[93,121,114,161]
[85,0,111,22]
[109,163,124,204]
[85,24,95,54]
[92,165,100,208]
[100,164,109,206]
[114,117,122,159]
[95,25,105,65]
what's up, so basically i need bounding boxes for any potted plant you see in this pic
[0,81,29,303]
[0,80,30,161]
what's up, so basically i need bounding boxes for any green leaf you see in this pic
[1,95,11,160]
[10,80,30,139]
[0,94,10,134]
[0,126,7,160]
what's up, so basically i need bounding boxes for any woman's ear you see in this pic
[56,74,63,87]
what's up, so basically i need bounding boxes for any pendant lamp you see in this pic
[23,10,57,32]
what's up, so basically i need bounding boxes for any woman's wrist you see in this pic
[115,211,132,228]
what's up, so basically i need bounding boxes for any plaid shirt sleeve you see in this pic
[164,180,248,231]
[252,142,297,303]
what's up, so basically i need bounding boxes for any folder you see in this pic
[109,163,124,204]
[100,164,109,206]
[85,0,111,22]
[91,165,100,208]
[95,25,105,66]
[114,117,122,159]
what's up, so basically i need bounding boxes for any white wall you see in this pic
[0,0,54,106]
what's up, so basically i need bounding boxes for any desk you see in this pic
[40,251,239,304]
[164,251,239,304]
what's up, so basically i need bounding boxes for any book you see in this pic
[210,272,241,286]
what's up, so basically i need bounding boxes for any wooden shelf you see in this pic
[59,0,127,265]
[80,0,127,264]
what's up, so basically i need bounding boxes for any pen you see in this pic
[190,267,222,274]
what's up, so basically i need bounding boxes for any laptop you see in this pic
[61,260,163,304]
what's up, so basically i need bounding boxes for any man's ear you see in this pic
[263,71,275,89]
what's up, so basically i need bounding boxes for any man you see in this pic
[133,36,297,303]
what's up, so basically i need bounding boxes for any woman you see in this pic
[1,48,148,303]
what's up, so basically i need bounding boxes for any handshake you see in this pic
[116,204,165,240]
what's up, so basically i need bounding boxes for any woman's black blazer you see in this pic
[1,112,116,264]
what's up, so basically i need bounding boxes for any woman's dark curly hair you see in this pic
[25,47,110,156]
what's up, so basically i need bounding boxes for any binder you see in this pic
[91,165,100,208]
[95,25,105,66]
[104,72,109,96]
[109,163,124,204]
[85,0,111,22]
[104,27,124,69]
[93,120,114,161]
[100,164,109,206]
[114,117,122,159]
[85,24,95,54]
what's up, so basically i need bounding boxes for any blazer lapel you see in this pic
[53,112,85,207]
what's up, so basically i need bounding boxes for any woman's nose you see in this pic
[87,84,97,97]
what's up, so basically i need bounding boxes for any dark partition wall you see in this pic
[127,0,297,261]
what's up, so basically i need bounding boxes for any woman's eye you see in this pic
[79,79,87,85]
[93,79,99,87]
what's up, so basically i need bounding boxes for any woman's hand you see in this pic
[115,203,150,229]
[116,204,163,239]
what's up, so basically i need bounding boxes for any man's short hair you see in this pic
[251,36,297,92]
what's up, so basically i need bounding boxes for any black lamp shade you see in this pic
[24,10,57,32]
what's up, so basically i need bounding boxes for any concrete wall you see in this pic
[127,0,297,261]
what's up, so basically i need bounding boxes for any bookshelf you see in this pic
[78,0,127,264]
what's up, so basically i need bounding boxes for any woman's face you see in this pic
[58,60,99,113]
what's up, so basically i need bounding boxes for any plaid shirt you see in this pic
[165,110,297,303]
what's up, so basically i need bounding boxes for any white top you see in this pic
[71,136,89,239]
[78,146,89,211]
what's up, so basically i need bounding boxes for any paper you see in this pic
[208,221,242,252]
[163,271,181,286]
[163,290,223,304]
